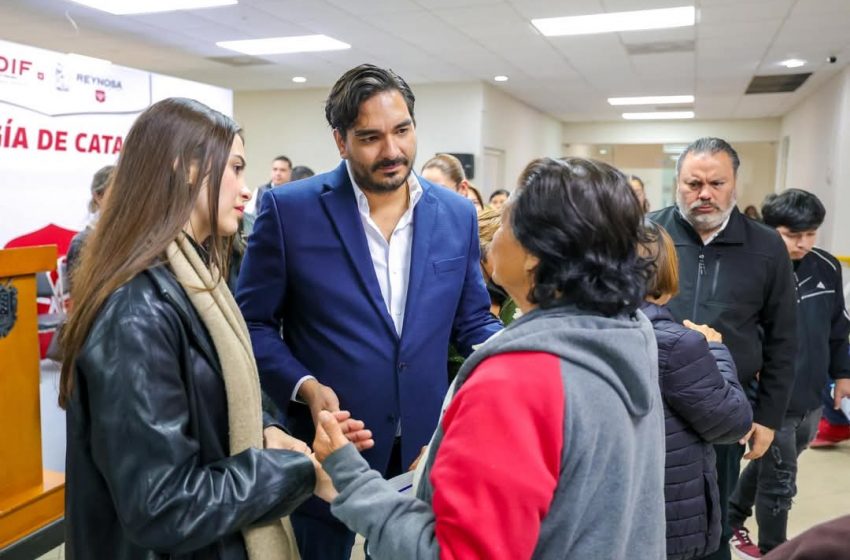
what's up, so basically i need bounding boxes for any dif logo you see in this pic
[0,55,33,77]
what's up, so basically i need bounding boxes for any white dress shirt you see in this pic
[290,162,423,402]
[348,162,423,336]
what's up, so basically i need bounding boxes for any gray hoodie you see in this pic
[323,305,666,559]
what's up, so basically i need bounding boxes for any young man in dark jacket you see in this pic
[727,189,850,557]
[649,137,797,560]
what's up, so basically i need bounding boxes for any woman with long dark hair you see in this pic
[309,157,669,559]
[60,97,371,559]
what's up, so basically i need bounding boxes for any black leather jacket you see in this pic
[65,264,314,559]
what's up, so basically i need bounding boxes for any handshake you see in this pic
[263,380,375,502]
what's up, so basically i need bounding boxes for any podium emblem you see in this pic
[0,281,18,338]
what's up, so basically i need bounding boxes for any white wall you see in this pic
[234,82,568,201]
[411,82,484,180]
[234,88,339,190]
[234,83,484,192]
[780,66,850,255]
[562,118,781,145]
[734,142,777,212]
[480,84,564,194]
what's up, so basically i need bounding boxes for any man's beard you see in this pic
[677,193,736,233]
[350,155,414,193]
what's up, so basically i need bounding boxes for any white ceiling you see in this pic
[2,0,850,122]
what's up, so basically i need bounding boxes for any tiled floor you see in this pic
[778,438,850,539]
[38,440,849,559]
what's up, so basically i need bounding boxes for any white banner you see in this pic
[0,39,233,247]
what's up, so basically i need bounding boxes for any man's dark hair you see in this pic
[273,155,292,167]
[676,137,740,178]
[290,165,315,181]
[511,157,652,316]
[761,188,825,231]
[325,64,416,137]
[489,188,510,201]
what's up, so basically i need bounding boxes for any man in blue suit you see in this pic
[236,64,502,559]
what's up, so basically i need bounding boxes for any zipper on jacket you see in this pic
[692,251,705,321]
[793,271,801,303]
[711,254,721,298]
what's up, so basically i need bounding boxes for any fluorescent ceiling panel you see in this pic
[608,95,694,106]
[608,95,694,105]
[532,6,695,37]
[622,111,695,120]
[70,0,237,15]
[217,35,351,55]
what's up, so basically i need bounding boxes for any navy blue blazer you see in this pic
[236,161,502,472]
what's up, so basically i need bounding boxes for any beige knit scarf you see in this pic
[166,235,300,560]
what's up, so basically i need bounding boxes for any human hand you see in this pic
[263,426,310,455]
[310,453,339,502]
[313,410,357,463]
[741,422,775,460]
[834,378,850,410]
[408,446,428,472]
[298,379,341,428]
[683,320,723,343]
[331,410,375,452]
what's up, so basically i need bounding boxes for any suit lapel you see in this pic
[320,163,398,339]
[402,184,438,336]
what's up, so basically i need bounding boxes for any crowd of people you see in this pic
[55,63,850,560]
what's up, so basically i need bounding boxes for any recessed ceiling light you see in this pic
[69,0,237,15]
[532,6,695,37]
[217,35,350,55]
[608,95,694,106]
[494,75,509,82]
[622,111,695,120]
[292,76,307,83]
[779,58,806,69]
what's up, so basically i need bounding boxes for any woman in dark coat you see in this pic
[642,223,753,560]
[59,98,371,559]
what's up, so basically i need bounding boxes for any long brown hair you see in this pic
[59,97,241,408]
[643,222,680,300]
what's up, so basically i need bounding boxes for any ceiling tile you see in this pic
[698,0,795,25]
[2,0,849,121]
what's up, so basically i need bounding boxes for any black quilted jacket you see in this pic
[642,302,752,560]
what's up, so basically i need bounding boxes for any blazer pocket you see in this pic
[433,256,465,274]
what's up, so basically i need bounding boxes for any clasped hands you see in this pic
[263,380,375,502]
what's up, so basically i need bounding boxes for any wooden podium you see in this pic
[0,246,65,550]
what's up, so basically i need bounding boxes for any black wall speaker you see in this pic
[447,152,475,180]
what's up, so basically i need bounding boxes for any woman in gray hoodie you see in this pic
[311,157,668,560]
